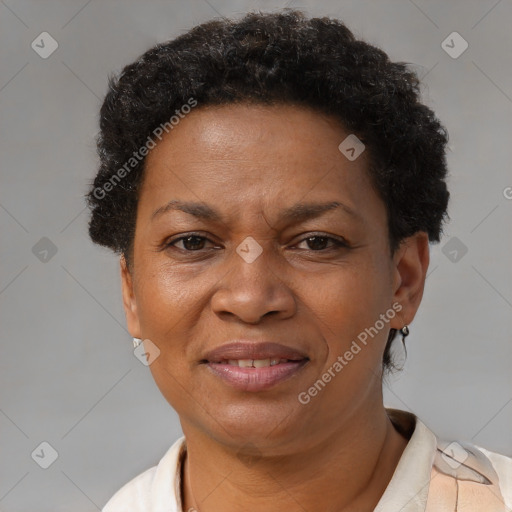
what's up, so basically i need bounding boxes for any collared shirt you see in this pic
[102,409,512,511]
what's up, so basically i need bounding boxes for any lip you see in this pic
[206,361,309,392]
[201,342,310,392]
[203,341,309,363]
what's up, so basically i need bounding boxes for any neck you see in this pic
[180,406,409,512]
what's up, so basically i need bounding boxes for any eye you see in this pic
[295,234,349,251]
[166,234,218,251]
[162,232,349,254]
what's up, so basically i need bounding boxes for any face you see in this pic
[121,104,428,453]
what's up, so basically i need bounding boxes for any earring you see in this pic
[399,325,410,343]
[133,337,142,348]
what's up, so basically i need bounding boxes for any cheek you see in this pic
[136,263,211,335]
[134,262,224,399]
[137,268,206,406]
[305,258,393,359]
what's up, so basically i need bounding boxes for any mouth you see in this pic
[201,342,310,392]
[208,358,302,367]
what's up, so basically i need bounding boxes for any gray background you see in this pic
[1,0,511,510]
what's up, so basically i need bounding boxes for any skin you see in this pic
[120,104,430,512]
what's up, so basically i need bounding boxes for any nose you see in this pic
[210,246,296,324]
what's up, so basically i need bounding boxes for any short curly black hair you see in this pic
[86,9,449,372]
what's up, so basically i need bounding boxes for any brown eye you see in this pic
[296,235,348,251]
[168,235,213,251]
[305,236,329,250]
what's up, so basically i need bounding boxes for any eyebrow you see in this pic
[151,199,358,224]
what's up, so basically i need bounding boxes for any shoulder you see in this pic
[102,465,158,512]
[102,436,186,512]
[382,408,512,511]
[477,445,512,507]
[478,445,512,476]
[429,438,512,511]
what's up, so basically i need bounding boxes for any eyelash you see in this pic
[162,232,350,253]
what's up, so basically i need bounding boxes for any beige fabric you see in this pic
[425,443,510,511]
[103,409,512,511]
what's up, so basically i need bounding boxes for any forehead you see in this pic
[146,103,351,162]
[139,104,383,226]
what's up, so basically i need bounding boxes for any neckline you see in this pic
[177,408,421,510]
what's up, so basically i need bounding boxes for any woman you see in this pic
[86,10,511,512]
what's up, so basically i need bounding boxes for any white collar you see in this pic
[374,409,437,511]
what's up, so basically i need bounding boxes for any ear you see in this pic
[390,232,430,329]
[120,255,142,338]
